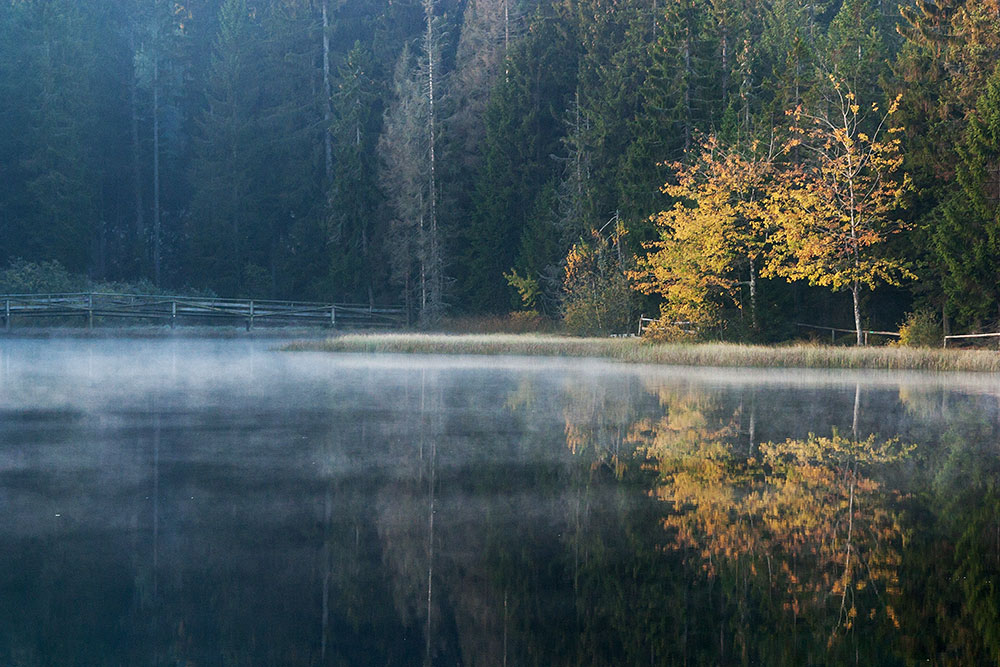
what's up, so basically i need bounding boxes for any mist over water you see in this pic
[1,339,999,665]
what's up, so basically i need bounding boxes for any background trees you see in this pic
[2,0,1000,336]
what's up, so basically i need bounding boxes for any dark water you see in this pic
[1,339,999,666]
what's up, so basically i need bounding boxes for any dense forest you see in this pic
[1,0,999,339]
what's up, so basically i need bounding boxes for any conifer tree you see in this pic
[934,64,1000,327]
[15,0,103,273]
[329,42,383,305]
[189,0,264,295]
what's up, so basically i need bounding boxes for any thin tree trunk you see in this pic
[852,280,863,346]
[152,49,161,287]
[749,256,758,333]
[420,212,427,313]
[322,0,333,183]
[129,31,144,253]
[720,25,728,102]
[425,0,439,319]
[683,35,692,152]
[503,0,511,81]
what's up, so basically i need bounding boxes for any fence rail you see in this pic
[795,323,900,345]
[943,332,1000,348]
[0,293,406,331]
[637,316,695,337]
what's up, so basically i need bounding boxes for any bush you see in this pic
[898,310,943,348]
[0,259,213,298]
[563,284,634,336]
[640,318,698,343]
[0,259,81,294]
[561,231,635,336]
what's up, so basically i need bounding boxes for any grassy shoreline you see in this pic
[284,333,1000,373]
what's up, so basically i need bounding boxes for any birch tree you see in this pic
[630,137,775,333]
[765,78,913,345]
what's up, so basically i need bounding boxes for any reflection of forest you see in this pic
[518,377,1000,666]
[1,368,999,665]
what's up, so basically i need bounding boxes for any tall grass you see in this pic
[284,333,1000,372]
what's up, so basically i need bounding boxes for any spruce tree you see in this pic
[189,0,263,295]
[935,64,1000,327]
[329,42,384,305]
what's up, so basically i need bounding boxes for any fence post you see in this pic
[4,299,9,332]
[87,294,93,329]
[330,305,336,328]
[831,329,835,344]
[171,301,176,329]
[637,314,644,337]
[247,300,254,331]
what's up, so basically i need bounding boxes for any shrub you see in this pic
[561,230,635,336]
[0,259,81,294]
[898,310,943,348]
[640,318,698,343]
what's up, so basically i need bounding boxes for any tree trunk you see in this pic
[424,0,440,321]
[322,0,333,183]
[683,35,692,152]
[152,50,161,287]
[749,256,758,333]
[129,30,144,255]
[852,280,863,346]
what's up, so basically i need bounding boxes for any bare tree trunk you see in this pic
[424,0,440,320]
[749,256,758,333]
[129,31,144,254]
[503,0,510,81]
[720,25,728,102]
[152,47,162,287]
[683,36,692,152]
[322,0,333,183]
[420,212,427,313]
[852,280,863,346]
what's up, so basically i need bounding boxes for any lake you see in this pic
[1,338,998,665]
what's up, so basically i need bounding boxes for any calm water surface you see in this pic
[1,338,999,665]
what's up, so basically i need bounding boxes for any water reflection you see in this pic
[0,340,998,665]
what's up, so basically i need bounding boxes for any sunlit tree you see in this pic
[765,78,913,345]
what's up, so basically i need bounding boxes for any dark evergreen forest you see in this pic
[1,0,999,338]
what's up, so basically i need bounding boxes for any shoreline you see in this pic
[284,333,1000,373]
[0,326,334,340]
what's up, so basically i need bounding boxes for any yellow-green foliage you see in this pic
[897,310,943,347]
[562,229,634,336]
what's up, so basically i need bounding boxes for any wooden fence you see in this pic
[0,293,406,331]
[636,316,695,337]
[943,332,1000,348]
[795,323,900,345]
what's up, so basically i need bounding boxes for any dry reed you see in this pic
[284,333,1000,372]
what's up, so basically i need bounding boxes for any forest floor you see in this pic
[284,333,1000,372]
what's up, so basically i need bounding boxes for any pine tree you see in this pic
[189,0,263,295]
[257,1,326,299]
[15,0,103,273]
[458,5,577,312]
[934,64,1000,328]
[329,41,383,305]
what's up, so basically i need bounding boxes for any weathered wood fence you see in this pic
[0,293,406,331]
[795,323,901,345]
[943,332,1000,348]
[636,316,695,336]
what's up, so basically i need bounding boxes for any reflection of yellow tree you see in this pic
[641,424,912,644]
[562,379,647,478]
